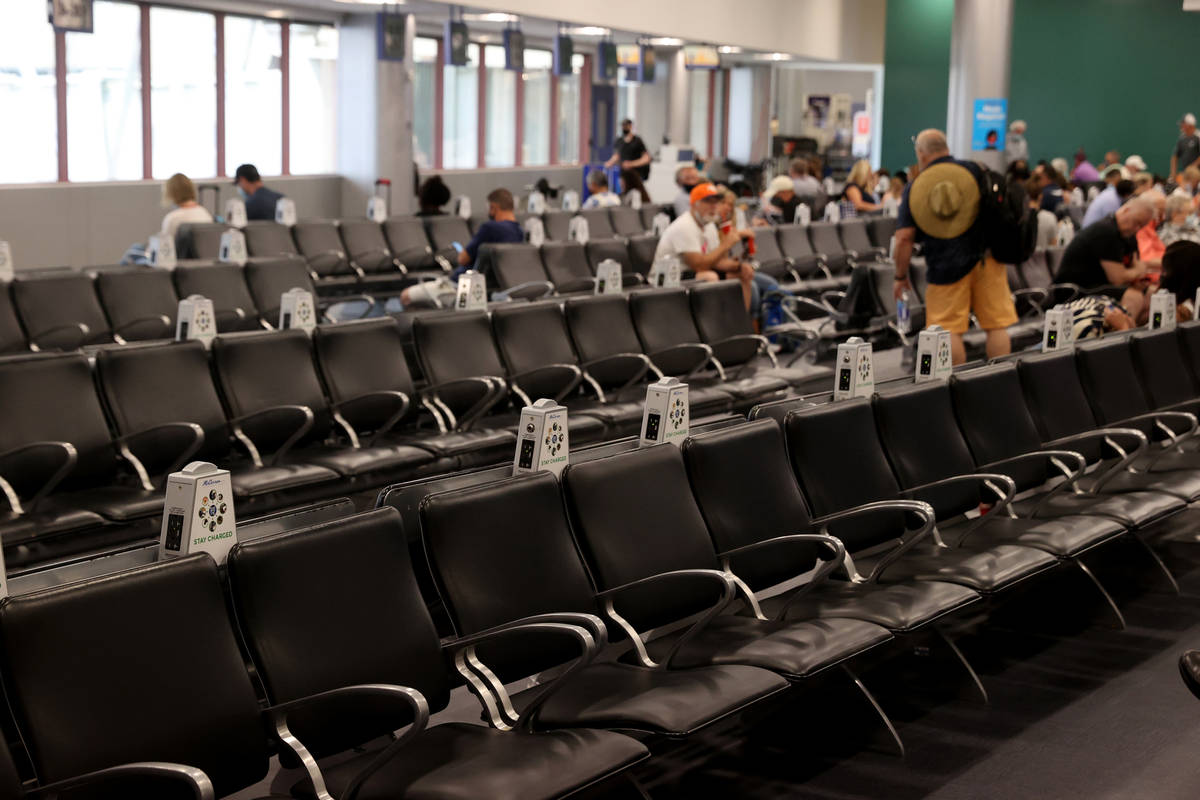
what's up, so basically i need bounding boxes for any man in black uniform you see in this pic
[604,118,651,203]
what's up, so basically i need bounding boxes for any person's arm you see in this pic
[624,152,651,169]
[460,229,486,267]
[604,145,620,168]
[1099,257,1147,286]
[1170,152,1180,181]
[679,230,746,273]
[846,185,882,213]
[892,226,916,300]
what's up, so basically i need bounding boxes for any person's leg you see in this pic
[971,256,1019,360]
[923,270,972,365]
[694,270,720,282]
[1120,285,1147,321]
[740,274,754,311]
[985,328,1011,359]
[622,169,652,203]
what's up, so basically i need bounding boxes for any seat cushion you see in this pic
[715,374,790,403]
[649,615,892,678]
[761,579,980,634]
[940,514,1126,558]
[398,429,517,460]
[1080,466,1200,503]
[0,507,107,547]
[230,463,341,497]
[296,723,646,800]
[860,541,1058,594]
[303,444,434,478]
[566,400,645,429]
[58,486,163,522]
[686,385,734,416]
[1014,487,1185,529]
[526,662,786,736]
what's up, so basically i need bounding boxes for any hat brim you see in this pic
[908,163,981,239]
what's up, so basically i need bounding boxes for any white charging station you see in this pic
[568,215,590,243]
[224,198,247,229]
[794,204,812,225]
[1149,291,1177,331]
[159,462,237,565]
[833,336,874,400]
[734,206,749,231]
[648,255,682,288]
[176,295,216,349]
[652,212,671,236]
[456,270,487,311]
[914,325,952,383]
[524,216,546,247]
[1042,305,1074,351]
[275,198,297,227]
[627,191,643,210]
[595,259,623,295]
[561,190,580,212]
[512,398,570,477]
[640,377,690,447]
[279,288,316,334]
[367,196,388,223]
[0,240,15,282]
[147,234,177,269]
[219,229,248,266]
[527,191,546,215]
[456,196,472,219]
[825,203,842,223]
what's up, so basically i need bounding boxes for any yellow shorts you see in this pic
[924,256,1018,334]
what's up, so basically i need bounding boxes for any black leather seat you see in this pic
[423,215,473,258]
[383,215,445,273]
[585,238,639,286]
[475,243,553,300]
[577,209,616,240]
[1132,328,1200,422]
[541,241,597,294]
[172,264,263,331]
[640,203,671,230]
[226,509,648,800]
[609,206,643,237]
[807,221,854,273]
[542,210,572,241]
[244,257,372,325]
[12,273,113,350]
[337,217,406,279]
[243,220,301,259]
[749,228,799,286]
[421,472,788,735]
[776,224,845,289]
[1182,650,1200,701]
[838,218,888,261]
[94,268,178,342]
[312,318,515,466]
[0,284,27,354]
[176,222,231,260]
[867,216,896,249]
[292,219,358,285]
[626,233,659,278]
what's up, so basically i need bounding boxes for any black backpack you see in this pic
[974,164,1038,264]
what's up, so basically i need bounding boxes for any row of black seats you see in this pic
[474,237,658,299]
[751,216,896,294]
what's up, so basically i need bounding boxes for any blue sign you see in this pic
[972,98,1007,152]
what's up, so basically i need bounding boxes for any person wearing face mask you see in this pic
[603,118,652,204]
[655,183,756,310]
[232,164,284,221]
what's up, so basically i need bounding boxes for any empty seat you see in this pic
[12,273,112,349]
[541,241,597,293]
[775,224,845,289]
[640,203,672,230]
[1131,328,1200,416]
[474,243,553,300]
[172,264,262,331]
[241,220,300,259]
[807,222,854,272]
[838,218,887,260]
[627,233,659,277]
[94,268,178,342]
[291,219,357,281]
[867,216,897,249]
[578,208,617,239]
[244,256,371,325]
[176,222,231,260]
[338,217,401,274]
[383,215,444,272]
[0,283,28,353]
[609,206,644,237]
[585,238,632,273]
[563,294,662,399]
[749,228,794,284]
[542,209,572,240]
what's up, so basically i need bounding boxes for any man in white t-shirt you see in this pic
[655,182,755,308]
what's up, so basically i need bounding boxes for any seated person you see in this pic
[759,175,803,224]
[416,175,451,216]
[1160,194,1200,247]
[160,173,213,242]
[838,159,883,218]
[399,187,524,308]
[582,171,621,209]
[882,170,906,216]
[1081,165,1129,228]
[1055,196,1154,317]
[1161,239,1200,309]
[1065,295,1137,340]
[1033,162,1065,213]
[1135,189,1167,268]
[673,165,702,218]
[233,163,283,221]
[716,187,784,317]
[790,158,822,198]
[655,183,756,311]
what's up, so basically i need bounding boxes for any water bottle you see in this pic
[897,289,912,334]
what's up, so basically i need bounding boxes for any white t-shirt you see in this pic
[582,191,621,209]
[161,204,214,241]
[654,211,720,262]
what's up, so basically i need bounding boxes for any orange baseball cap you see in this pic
[689,182,720,204]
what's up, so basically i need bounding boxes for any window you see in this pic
[483,45,514,168]
[712,70,726,159]
[0,2,58,183]
[521,49,551,166]
[616,76,636,135]
[289,22,338,175]
[66,1,142,182]
[688,70,709,158]
[412,37,438,170]
[150,7,216,179]
[443,43,479,169]
[556,53,584,164]
[225,16,281,176]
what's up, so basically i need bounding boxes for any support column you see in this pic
[667,48,689,145]
[945,0,1013,170]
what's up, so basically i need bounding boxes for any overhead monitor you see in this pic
[683,45,720,69]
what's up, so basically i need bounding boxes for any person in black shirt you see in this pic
[233,164,284,221]
[604,118,651,203]
[1170,113,1200,181]
[1055,197,1154,316]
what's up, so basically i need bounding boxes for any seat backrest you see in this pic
[541,240,594,286]
[0,353,118,495]
[423,215,473,250]
[689,281,757,366]
[562,445,724,631]
[491,302,580,398]
[564,294,648,388]
[872,382,982,517]
[1046,247,1065,276]
[1016,350,1102,457]
[0,556,270,795]
[1130,329,1198,409]
[0,284,26,354]
[413,311,509,414]
[640,203,671,229]
[477,242,546,291]
[172,264,261,331]
[292,220,350,276]
[383,216,435,266]
[542,209,571,241]
[609,206,643,236]
[338,218,392,263]
[180,222,231,260]
[628,289,704,375]
[211,330,333,449]
[421,472,602,677]
[783,399,905,552]
[838,218,875,253]
[776,224,816,259]
[244,257,318,324]
[94,269,178,342]
[867,216,896,249]
[682,420,819,590]
[626,233,659,276]
[585,238,633,273]
[96,341,233,471]
[808,221,846,257]
[949,363,1051,490]
[226,509,448,757]
[1006,261,1024,292]
[1179,320,1200,388]
[0,739,24,800]
[1073,337,1155,433]
[579,208,616,239]
[12,273,112,349]
[1018,252,1054,290]
[313,317,419,433]
[242,221,299,258]
[752,228,786,263]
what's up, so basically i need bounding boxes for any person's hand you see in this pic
[1178,303,1195,323]
[737,228,755,241]
[720,229,743,249]
[738,261,755,281]
[893,275,911,300]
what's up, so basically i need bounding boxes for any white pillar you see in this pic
[945,0,1013,170]
[667,49,689,145]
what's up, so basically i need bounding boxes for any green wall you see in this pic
[880,0,953,172]
[1010,0,1200,175]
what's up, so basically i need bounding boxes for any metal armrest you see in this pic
[708,333,779,369]
[331,390,411,448]
[1043,427,1149,491]
[977,449,1088,518]
[898,472,1018,520]
[31,762,214,799]
[28,322,90,352]
[1012,287,1048,315]
[228,404,315,468]
[1048,282,1082,303]
[351,249,402,273]
[647,342,715,380]
[446,613,605,731]
[1119,410,1199,448]
[113,314,173,340]
[717,533,845,621]
[433,253,456,273]
[579,352,655,402]
[597,568,737,670]
[810,499,938,583]
[492,280,555,301]
[268,684,429,800]
[0,440,78,514]
[420,376,507,431]
[214,307,248,329]
[820,290,846,309]
[115,421,206,491]
[508,363,583,405]
[321,293,376,322]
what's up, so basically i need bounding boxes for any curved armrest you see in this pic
[580,352,654,401]
[214,307,248,329]
[647,342,715,380]
[1012,287,1048,315]
[810,499,938,582]
[977,448,1088,518]
[331,389,411,448]
[598,568,737,670]
[493,280,555,301]
[898,471,1016,517]
[508,363,583,405]
[421,376,507,431]
[351,249,400,273]
[718,533,846,620]
[708,333,779,369]
[1049,282,1082,303]
[268,684,429,800]
[113,314,173,339]
[1120,410,1199,447]
[115,421,206,491]
[0,440,78,514]
[228,404,314,468]
[32,762,214,800]
[28,321,90,352]
[1043,426,1149,491]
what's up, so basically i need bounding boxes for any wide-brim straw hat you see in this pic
[909,162,981,239]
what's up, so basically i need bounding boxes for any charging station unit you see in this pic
[640,377,689,447]
[0,241,14,282]
[1149,291,1177,331]
[456,270,487,311]
[219,229,247,266]
[595,259,623,295]
[176,295,216,349]
[568,215,590,244]
[825,203,841,223]
[524,216,546,247]
[456,196,472,219]
[794,204,812,225]
[561,190,580,212]
[915,325,952,383]
[159,462,237,565]
[512,399,569,477]
[279,288,316,334]
[833,337,874,400]
[1042,305,1074,351]
[367,196,388,223]
[652,213,671,236]
[648,255,682,288]
[527,191,546,215]
[224,198,247,228]
[147,234,177,269]
[274,198,297,227]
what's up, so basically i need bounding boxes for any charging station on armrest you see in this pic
[1150,291,1176,331]
[279,288,316,334]
[513,399,569,477]
[834,337,874,400]
[640,377,689,447]
[595,259,623,295]
[915,326,952,383]
[0,241,13,282]
[224,198,247,229]
[219,229,247,266]
[1042,306,1073,351]
[159,461,237,565]
[456,270,487,311]
[275,198,297,227]
[177,295,216,349]
[648,255,682,289]
[147,234,176,269]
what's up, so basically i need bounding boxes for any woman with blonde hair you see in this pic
[838,159,882,217]
[160,173,213,241]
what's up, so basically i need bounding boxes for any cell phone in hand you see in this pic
[451,242,464,253]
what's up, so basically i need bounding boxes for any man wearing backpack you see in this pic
[893,129,1019,364]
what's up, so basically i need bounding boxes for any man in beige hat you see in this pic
[894,129,1018,364]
